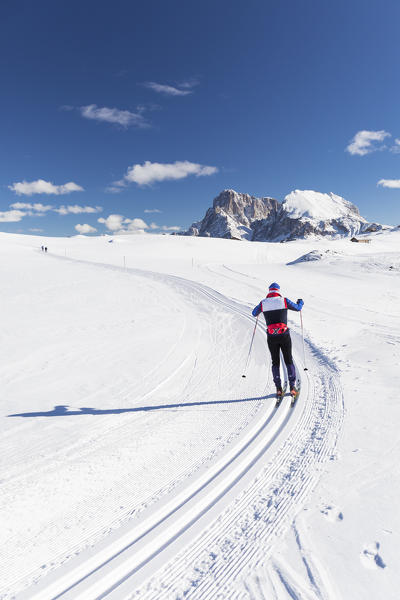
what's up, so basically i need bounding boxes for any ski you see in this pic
[275,383,287,407]
[290,384,300,407]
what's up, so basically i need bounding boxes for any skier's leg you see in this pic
[267,337,281,389]
[281,334,296,389]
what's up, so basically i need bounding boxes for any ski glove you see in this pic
[297,298,303,304]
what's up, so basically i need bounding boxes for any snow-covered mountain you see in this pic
[185,188,383,241]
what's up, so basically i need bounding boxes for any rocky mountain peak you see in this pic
[186,189,279,240]
[213,189,278,220]
[184,188,382,242]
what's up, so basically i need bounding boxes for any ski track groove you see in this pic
[131,346,343,600]
[6,254,268,599]
[6,355,258,598]
[10,252,344,600]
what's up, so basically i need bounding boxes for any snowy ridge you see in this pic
[282,189,362,221]
[287,248,343,265]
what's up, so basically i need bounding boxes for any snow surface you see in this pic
[283,189,364,222]
[286,248,343,265]
[1,229,400,600]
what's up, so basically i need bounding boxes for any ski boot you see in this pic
[275,385,286,407]
[290,385,300,407]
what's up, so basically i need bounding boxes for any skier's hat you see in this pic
[268,282,280,290]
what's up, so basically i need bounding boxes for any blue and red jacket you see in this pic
[252,291,304,336]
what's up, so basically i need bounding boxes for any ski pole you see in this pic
[242,315,259,378]
[300,310,308,371]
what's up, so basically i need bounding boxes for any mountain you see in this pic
[185,189,384,241]
[186,189,279,240]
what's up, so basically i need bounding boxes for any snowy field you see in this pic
[1,228,400,600]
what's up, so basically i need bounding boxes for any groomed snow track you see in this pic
[17,256,344,600]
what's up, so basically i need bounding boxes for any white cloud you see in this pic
[134,221,181,232]
[75,223,97,234]
[9,179,84,196]
[79,104,148,128]
[55,205,102,215]
[33,203,54,211]
[97,213,181,235]
[98,214,149,234]
[144,208,161,213]
[178,78,199,90]
[116,160,218,187]
[0,209,26,222]
[98,214,125,231]
[105,185,124,194]
[346,130,391,156]
[9,201,101,216]
[143,82,192,96]
[29,228,44,233]
[10,202,54,212]
[390,139,400,154]
[124,218,149,232]
[161,225,182,231]
[377,179,400,189]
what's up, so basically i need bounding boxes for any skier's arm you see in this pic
[285,297,304,311]
[252,302,262,317]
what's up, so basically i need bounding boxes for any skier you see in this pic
[252,283,303,399]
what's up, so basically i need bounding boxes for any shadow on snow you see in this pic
[8,395,274,418]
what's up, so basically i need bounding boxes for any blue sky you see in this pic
[1,0,400,236]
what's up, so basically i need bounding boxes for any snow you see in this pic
[283,189,365,222]
[1,229,400,599]
[286,248,343,265]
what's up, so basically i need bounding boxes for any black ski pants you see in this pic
[267,332,296,388]
[267,332,293,367]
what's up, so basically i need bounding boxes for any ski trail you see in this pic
[130,336,343,599]
[8,253,268,599]
[13,252,344,600]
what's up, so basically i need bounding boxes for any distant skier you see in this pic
[252,283,303,398]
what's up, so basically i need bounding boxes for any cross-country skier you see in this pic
[252,283,303,399]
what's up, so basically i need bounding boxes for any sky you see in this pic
[1,0,400,237]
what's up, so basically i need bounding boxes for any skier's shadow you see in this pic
[8,396,274,418]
